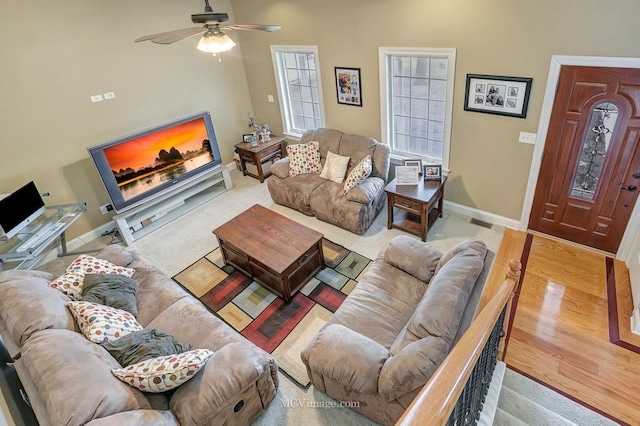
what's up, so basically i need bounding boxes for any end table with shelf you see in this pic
[384,176,447,241]
[234,136,285,183]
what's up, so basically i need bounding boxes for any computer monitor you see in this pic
[0,181,46,239]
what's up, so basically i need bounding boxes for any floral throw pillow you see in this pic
[111,349,214,393]
[343,155,372,193]
[287,141,321,176]
[49,255,135,301]
[67,300,143,344]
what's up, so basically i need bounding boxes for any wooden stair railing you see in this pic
[396,259,522,426]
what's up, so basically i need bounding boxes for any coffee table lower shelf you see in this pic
[217,238,323,303]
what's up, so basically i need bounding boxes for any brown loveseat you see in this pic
[0,245,279,425]
[301,236,493,425]
[267,128,390,234]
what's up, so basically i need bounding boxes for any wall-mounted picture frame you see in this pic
[243,133,254,143]
[464,74,532,118]
[395,166,419,185]
[402,159,423,175]
[423,164,442,180]
[335,67,362,107]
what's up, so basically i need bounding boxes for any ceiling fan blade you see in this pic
[221,24,281,32]
[135,27,208,45]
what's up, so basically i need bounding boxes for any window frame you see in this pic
[271,45,326,141]
[378,47,456,171]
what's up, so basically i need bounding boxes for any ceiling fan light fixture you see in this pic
[196,29,236,54]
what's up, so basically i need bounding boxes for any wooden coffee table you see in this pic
[212,204,324,303]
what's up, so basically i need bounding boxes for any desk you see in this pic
[0,203,87,271]
[235,136,285,182]
[384,177,447,241]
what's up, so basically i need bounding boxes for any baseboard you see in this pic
[444,200,520,229]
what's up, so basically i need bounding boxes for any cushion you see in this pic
[287,141,321,176]
[436,238,488,273]
[383,236,443,283]
[112,348,214,393]
[49,255,135,300]
[15,329,151,425]
[320,151,350,183]
[68,300,143,343]
[344,176,384,203]
[0,270,76,349]
[82,273,138,317]
[102,328,192,367]
[269,157,290,179]
[343,155,372,193]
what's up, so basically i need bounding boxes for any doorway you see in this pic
[520,56,640,259]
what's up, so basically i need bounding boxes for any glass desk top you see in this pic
[0,202,86,270]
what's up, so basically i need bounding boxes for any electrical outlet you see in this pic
[90,94,104,103]
[267,94,274,103]
[104,92,115,100]
[518,131,536,144]
[99,203,113,214]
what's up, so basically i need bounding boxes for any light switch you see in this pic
[90,94,104,103]
[104,92,116,100]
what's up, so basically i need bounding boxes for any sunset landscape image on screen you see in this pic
[103,117,215,201]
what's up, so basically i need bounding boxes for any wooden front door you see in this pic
[529,66,640,253]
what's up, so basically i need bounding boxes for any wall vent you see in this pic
[470,218,493,229]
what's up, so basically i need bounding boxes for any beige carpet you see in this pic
[34,167,507,426]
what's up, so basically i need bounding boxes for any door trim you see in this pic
[519,55,640,260]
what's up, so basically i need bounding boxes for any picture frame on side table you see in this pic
[335,67,362,106]
[464,74,532,118]
[423,164,442,180]
[403,159,423,175]
[395,166,420,185]
[243,133,254,143]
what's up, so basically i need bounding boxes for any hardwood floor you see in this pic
[499,229,640,425]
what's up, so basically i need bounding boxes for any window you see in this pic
[571,102,618,200]
[271,46,325,140]
[379,48,456,169]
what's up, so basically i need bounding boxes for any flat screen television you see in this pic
[0,181,46,239]
[88,111,223,213]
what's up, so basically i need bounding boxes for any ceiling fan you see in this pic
[135,0,281,55]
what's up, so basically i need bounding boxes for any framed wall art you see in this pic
[464,74,532,118]
[335,67,362,106]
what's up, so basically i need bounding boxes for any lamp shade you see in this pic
[196,30,236,54]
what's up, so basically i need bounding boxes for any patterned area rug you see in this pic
[172,238,371,387]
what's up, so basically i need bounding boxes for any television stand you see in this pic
[113,165,232,245]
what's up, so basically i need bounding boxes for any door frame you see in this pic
[519,55,640,261]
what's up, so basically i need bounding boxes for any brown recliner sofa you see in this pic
[267,128,390,234]
[0,245,279,426]
[301,236,494,425]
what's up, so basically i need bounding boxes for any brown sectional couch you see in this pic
[0,245,279,425]
[267,128,390,234]
[301,236,494,425]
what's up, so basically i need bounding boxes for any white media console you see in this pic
[112,164,232,245]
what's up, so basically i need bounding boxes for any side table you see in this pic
[235,136,285,183]
[384,176,447,241]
